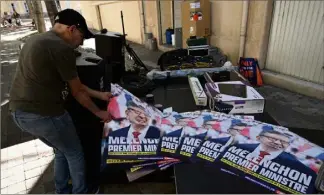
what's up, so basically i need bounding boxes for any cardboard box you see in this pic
[181,0,211,48]
[205,81,265,114]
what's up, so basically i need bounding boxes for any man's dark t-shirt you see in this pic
[9,31,78,116]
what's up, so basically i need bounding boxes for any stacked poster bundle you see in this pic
[101,84,324,194]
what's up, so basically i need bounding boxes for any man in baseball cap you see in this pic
[54,8,94,40]
[9,9,110,194]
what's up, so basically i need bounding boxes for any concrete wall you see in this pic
[159,0,173,44]
[79,0,161,44]
[208,1,272,65]
[78,1,100,30]
[143,1,159,41]
[244,0,273,69]
[60,1,81,13]
[99,1,143,44]
[78,0,271,62]
[209,1,243,63]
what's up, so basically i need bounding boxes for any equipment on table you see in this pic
[115,11,154,97]
[204,72,265,114]
[188,76,207,106]
[208,46,227,66]
[120,72,155,97]
[186,37,208,46]
[187,45,209,57]
[157,46,226,71]
[95,31,125,83]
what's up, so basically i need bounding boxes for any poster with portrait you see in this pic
[219,123,324,194]
[102,84,164,161]
[157,112,206,158]
[131,157,181,170]
[101,84,324,193]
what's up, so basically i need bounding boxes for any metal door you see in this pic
[266,1,324,84]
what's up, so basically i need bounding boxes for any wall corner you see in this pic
[258,0,274,69]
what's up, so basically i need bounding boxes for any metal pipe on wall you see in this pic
[141,0,146,34]
[239,0,249,60]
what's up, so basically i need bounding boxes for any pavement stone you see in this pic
[24,158,47,171]
[1,160,8,170]
[7,156,24,169]
[1,187,8,194]
[41,154,55,165]
[25,167,41,180]
[17,190,27,194]
[25,177,39,190]
[1,147,8,160]
[1,169,11,179]
[7,180,26,194]
[23,153,40,163]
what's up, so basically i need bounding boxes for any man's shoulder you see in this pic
[148,126,160,132]
[109,126,130,136]
[26,31,71,52]
[236,143,259,150]
[277,152,297,160]
[146,126,161,138]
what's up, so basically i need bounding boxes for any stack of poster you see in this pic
[101,84,324,194]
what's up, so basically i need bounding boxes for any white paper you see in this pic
[190,2,200,9]
[190,27,194,34]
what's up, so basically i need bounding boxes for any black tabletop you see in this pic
[150,76,324,194]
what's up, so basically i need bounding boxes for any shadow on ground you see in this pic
[1,103,36,148]
[28,161,55,194]
[257,85,324,130]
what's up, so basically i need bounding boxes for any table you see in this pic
[151,81,276,194]
[150,76,324,194]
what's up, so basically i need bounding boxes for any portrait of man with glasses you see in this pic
[108,101,161,139]
[238,128,295,163]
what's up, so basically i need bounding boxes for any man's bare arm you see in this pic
[67,77,110,121]
[82,84,108,100]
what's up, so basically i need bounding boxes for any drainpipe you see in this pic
[239,0,249,60]
[141,0,146,34]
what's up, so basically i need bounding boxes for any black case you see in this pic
[64,55,111,189]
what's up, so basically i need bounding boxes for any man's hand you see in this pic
[95,110,112,123]
[100,92,113,101]
[82,85,113,101]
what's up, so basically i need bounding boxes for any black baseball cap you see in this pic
[54,9,94,39]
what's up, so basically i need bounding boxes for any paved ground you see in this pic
[1,19,323,194]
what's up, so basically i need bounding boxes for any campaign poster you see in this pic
[190,135,232,165]
[172,114,210,161]
[102,84,163,160]
[219,124,324,194]
[157,112,204,158]
[158,111,256,161]
[105,159,152,169]
[131,157,181,170]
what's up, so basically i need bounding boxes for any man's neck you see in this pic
[51,28,73,47]
[132,124,145,132]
